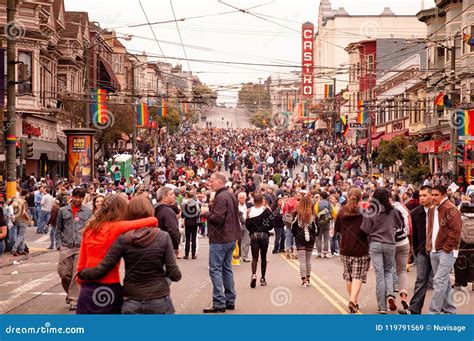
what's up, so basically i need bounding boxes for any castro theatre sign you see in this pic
[301,22,314,98]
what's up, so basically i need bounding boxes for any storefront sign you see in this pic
[392,120,404,132]
[22,122,41,137]
[301,22,314,98]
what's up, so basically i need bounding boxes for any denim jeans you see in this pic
[29,207,37,226]
[209,241,236,309]
[37,210,50,233]
[12,222,27,253]
[330,231,340,254]
[273,227,285,252]
[8,225,17,247]
[317,224,330,254]
[285,227,294,250]
[121,296,175,314]
[0,240,5,256]
[241,228,250,260]
[409,252,432,314]
[49,226,56,248]
[429,251,457,314]
[370,242,396,311]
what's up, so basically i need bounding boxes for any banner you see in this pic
[67,135,93,184]
[457,109,474,141]
[91,88,108,126]
[357,101,368,124]
[324,84,333,99]
[136,102,149,128]
[158,98,167,117]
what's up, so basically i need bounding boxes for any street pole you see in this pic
[449,40,458,181]
[84,45,90,128]
[332,77,336,138]
[367,71,374,177]
[6,0,17,199]
[131,65,137,165]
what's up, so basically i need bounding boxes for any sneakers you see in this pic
[260,278,267,286]
[387,297,397,311]
[250,275,257,288]
[300,277,310,287]
[378,309,388,314]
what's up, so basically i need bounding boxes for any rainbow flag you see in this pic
[463,33,474,46]
[340,114,347,126]
[288,99,293,112]
[158,98,167,118]
[357,101,367,124]
[136,102,149,128]
[179,101,189,115]
[324,84,334,99]
[457,110,474,140]
[91,88,108,126]
[434,92,444,107]
[6,134,16,145]
[302,102,308,117]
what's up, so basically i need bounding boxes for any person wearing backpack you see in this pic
[314,192,335,259]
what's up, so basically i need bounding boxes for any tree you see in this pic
[250,110,273,129]
[374,136,408,168]
[401,144,430,183]
[238,82,271,113]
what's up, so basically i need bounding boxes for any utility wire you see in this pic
[170,0,192,73]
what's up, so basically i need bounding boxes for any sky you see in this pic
[64,0,436,105]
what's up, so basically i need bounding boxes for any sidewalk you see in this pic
[0,225,52,268]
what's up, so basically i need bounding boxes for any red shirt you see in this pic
[71,204,80,218]
[77,217,158,284]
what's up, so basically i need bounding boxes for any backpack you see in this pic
[461,212,474,244]
[317,208,331,226]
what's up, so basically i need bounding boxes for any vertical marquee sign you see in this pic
[301,22,314,99]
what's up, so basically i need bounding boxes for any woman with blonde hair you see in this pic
[334,188,369,313]
[76,194,158,314]
[291,195,318,287]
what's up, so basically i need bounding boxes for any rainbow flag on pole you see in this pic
[457,110,474,140]
[179,101,189,115]
[324,84,334,99]
[357,101,367,124]
[136,102,149,128]
[158,98,167,118]
[91,88,108,125]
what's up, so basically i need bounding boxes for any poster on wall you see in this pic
[67,135,93,184]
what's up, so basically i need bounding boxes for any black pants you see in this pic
[185,224,198,257]
[250,236,269,279]
[273,227,285,252]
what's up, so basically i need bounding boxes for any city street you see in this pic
[1,228,472,315]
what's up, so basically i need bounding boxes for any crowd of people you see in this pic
[0,128,471,315]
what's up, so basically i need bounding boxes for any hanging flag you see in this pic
[91,88,108,126]
[340,114,347,126]
[457,110,474,141]
[324,84,334,99]
[463,33,474,46]
[136,102,149,128]
[434,92,445,107]
[288,99,293,112]
[158,98,167,117]
[298,102,302,118]
[357,101,367,124]
[303,102,308,117]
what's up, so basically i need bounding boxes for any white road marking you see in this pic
[0,273,57,313]
[30,292,66,296]
[35,235,50,243]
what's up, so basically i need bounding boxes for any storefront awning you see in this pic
[357,131,384,145]
[372,129,409,148]
[417,139,443,154]
[32,140,65,161]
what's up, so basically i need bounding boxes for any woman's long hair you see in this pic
[127,194,154,220]
[344,188,361,216]
[296,195,313,225]
[372,188,392,214]
[86,194,128,234]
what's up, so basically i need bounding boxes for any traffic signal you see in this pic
[15,140,20,158]
[467,145,474,162]
[25,139,33,158]
[456,143,465,160]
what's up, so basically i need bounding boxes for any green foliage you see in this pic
[238,82,271,113]
[374,136,429,183]
[250,110,273,128]
[193,83,217,107]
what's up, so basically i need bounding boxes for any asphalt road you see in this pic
[1,227,473,315]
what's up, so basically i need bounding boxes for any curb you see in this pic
[0,250,49,269]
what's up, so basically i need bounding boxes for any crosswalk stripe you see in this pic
[282,256,348,314]
[35,235,50,243]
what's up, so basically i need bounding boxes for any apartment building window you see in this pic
[58,75,66,91]
[18,51,32,94]
[437,46,445,59]
[367,54,374,72]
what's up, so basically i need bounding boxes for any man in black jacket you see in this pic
[155,187,181,257]
[202,172,241,313]
[400,185,432,314]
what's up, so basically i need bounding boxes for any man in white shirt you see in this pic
[38,188,53,234]
[426,185,462,314]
